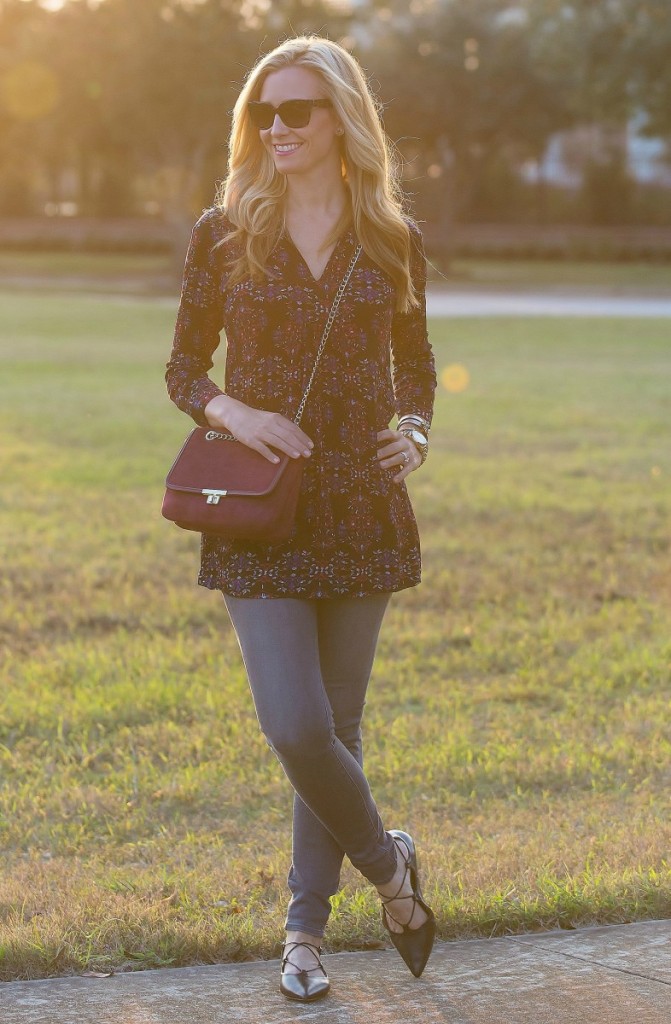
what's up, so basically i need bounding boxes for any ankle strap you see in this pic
[380,835,412,905]
[281,941,326,975]
[282,940,322,954]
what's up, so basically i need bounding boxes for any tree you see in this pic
[360,1,575,241]
[624,1,671,141]
[1,0,668,235]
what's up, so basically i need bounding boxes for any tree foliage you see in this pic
[0,0,667,228]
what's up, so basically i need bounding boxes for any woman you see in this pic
[166,34,437,1002]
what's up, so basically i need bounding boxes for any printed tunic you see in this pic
[165,206,437,598]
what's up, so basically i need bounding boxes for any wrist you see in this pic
[399,426,429,465]
[204,393,238,429]
[398,413,430,435]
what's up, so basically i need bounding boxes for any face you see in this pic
[256,65,343,178]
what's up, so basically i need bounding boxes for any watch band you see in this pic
[400,427,429,465]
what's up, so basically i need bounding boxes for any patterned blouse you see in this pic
[165,206,436,599]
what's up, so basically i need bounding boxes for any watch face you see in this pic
[405,429,428,446]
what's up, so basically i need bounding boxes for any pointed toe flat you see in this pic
[381,829,436,978]
[279,941,330,1002]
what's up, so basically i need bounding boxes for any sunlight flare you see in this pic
[441,363,470,393]
[1,61,61,122]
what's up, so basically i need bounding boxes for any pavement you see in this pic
[2,918,670,1024]
[425,289,671,318]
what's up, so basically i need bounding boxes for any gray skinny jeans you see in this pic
[223,593,397,938]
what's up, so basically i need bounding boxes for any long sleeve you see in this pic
[391,220,437,426]
[165,209,226,427]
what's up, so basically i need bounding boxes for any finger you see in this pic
[239,438,286,464]
[392,452,420,482]
[263,431,313,458]
[376,428,398,443]
[285,434,314,457]
[266,424,314,457]
[271,416,314,451]
[295,429,314,449]
[380,447,414,471]
[378,441,412,464]
[377,442,404,460]
[277,428,314,453]
[236,430,309,462]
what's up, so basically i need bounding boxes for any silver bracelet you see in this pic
[398,413,430,434]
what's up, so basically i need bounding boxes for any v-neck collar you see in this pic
[283,224,355,285]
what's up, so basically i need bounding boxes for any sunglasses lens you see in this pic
[281,101,310,127]
[248,103,274,129]
[248,100,315,129]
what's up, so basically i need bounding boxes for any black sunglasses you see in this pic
[247,98,333,130]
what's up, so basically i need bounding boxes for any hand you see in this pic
[376,428,421,484]
[204,395,314,465]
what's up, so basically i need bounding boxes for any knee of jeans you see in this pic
[334,722,362,760]
[264,721,333,763]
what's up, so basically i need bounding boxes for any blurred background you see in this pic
[2,0,671,271]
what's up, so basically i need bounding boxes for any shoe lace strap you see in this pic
[281,941,327,976]
[379,837,420,928]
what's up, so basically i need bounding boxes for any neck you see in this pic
[284,169,349,218]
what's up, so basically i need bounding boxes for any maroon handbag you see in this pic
[162,244,362,542]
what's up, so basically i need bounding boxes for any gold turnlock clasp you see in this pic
[202,489,228,505]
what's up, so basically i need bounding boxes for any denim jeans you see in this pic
[223,593,397,938]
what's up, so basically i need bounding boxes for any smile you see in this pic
[274,144,303,154]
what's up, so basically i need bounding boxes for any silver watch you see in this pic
[400,427,428,465]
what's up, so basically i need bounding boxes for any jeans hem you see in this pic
[363,840,398,887]
[284,922,326,939]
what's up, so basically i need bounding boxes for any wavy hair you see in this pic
[214,35,421,313]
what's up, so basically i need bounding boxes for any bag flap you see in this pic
[165,428,290,497]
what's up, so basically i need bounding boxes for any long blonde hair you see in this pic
[214,35,421,313]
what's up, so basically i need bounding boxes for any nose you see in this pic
[270,112,289,133]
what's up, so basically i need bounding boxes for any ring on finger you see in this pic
[400,451,410,465]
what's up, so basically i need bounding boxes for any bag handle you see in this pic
[294,244,362,427]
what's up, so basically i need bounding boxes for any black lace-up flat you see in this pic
[279,940,330,1002]
[380,829,436,978]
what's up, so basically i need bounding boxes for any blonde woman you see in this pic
[166,34,437,1002]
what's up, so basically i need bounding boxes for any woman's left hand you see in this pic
[376,428,421,484]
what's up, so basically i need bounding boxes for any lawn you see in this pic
[2,248,671,295]
[0,288,670,981]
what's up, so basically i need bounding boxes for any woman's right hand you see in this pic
[204,394,313,464]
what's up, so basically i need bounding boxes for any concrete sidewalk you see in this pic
[2,919,669,1024]
[425,289,671,317]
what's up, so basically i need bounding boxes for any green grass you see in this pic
[1,290,670,981]
[0,251,170,276]
[435,258,671,292]
[2,248,670,294]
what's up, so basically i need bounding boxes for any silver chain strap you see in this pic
[294,244,362,427]
[207,244,362,441]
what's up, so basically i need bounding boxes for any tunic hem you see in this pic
[197,574,421,599]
